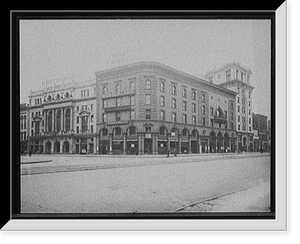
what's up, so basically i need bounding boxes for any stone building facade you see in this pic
[95,62,238,155]
[27,79,97,154]
[205,62,254,152]
[20,103,29,154]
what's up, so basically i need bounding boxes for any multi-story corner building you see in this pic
[205,62,254,152]
[27,78,97,154]
[20,103,29,154]
[95,61,238,155]
[252,113,269,152]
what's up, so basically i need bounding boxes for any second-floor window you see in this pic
[192,116,196,125]
[146,79,151,89]
[146,109,151,120]
[160,81,165,92]
[172,112,177,122]
[172,85,176,95]
[160,96,165,107]
[192,103,196,113]
[160,110,165,121]
[202,105,205,115]
[182,101,187,111]
[116,84,121,95]
[145,94,151,105]
[172,98,176,109]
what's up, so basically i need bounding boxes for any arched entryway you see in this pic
[62,140,70,153]
[224,133,230,152]
[54,141,60,153]
[158,126,168,154]
[191,129,199,153]
[210,132,216,153]
[45,141,51,154]
[126,126,138,155]
[99,128,109,154]
[217,132,223,153]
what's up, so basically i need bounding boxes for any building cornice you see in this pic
[95,61,237,97]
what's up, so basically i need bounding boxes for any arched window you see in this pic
[159,126,167,136]
[114,127,121,136]
[102,128,108,137]
[128,126,136,136]
[182,129,189,137]
[160,81,165,92]
[146,80,151,89]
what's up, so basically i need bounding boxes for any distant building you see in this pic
[20,103,29,154]
[252,113,269,152]
[205,62,254,152]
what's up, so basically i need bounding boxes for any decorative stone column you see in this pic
[167,133,171,154]
[123,132,127,155]
[178,134,182,154]
[188,134,192,154]
[197,135,201,153]
[109,133,113,154]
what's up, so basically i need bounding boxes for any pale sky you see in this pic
[20,19,271,118]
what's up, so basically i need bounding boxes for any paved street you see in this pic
[21,153,271,213]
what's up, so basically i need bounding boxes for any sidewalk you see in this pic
[177,181,271,212]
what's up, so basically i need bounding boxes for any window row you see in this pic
[102,81,136,95]
[76,104,94,112]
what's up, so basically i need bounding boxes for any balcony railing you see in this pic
[104,105,131,113]
[102,89,135,99]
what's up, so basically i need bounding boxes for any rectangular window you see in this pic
[249,118,251,124]
[249,101,251,107]
[76,126,79,133]
[238,106,240,112]
[210,119,214,127]
[145,94,151,105]
[172,98,176,109]
[160,96,165,107]
[91,104,93,111]
[238,124,240,131]
[249,126,252,132]
[192,116,196,125]
[91,115,94,122]
[202,94,205,102]
[130,110,135,120]
[172,112,177,122]
[226,69,231,81]
[160,110,165,121]
[237,97,240,103]
[249,109,251,115]
[116,98,121,107]
[202,118,206,126]
[77,106,79,112]
[146,109,151,120]
[224,111,227,119]
[131,96,135,106]
[231,112,234,120]
[77,116,79,123]
[91,125,93,133]
[231,101,234,110]
[116,112,121,121]
[192,103,196,113]
[182,101,187,111]
[231,122,234,130]
[103,114,107,123]
[182,114,187,124]
[238,115,240,122]
[172,85,176,95]
[202,105,205,115]
[103,100,108,108]
[210,107,214,116]
[160,81,165,92]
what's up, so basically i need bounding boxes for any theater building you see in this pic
[27,78,97,154]
[205,63,254,152]
[95,61,238,155]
